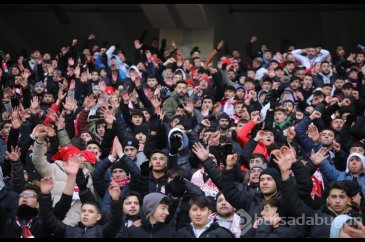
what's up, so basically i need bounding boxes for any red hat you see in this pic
[80,150,97,166]
[52,146,81,162]
[221,57,232,66]
[105,86,115,95]
[185,78,194,86]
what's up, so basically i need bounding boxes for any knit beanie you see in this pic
[143,192,167,219]
[259,167,281,189]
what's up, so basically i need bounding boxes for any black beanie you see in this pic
[110,162,125,173]
[216,112,231,123]
[122,137,139,149]
[259,167,282,189]
[134,125,149,136]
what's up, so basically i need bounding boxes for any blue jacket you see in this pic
[319,159,365,196]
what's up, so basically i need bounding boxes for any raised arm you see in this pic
[31,124,53,177]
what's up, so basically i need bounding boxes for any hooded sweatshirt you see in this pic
[330,214,352,238]
[345,153,365,173]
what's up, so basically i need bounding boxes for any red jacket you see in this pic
[236,120,269,159]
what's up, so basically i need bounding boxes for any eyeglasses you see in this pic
[20,192,37,199]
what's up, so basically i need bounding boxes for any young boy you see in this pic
[177,195,234,238]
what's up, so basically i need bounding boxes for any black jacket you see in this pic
[176,222,234,238]
[0,203,45,238]
[124,219,176,238]
[39,193,122,238]
[281,177,359,238]
[247,223,302,238]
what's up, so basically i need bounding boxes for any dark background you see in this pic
[0,4,364,60]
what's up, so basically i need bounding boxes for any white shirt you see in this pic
[191,220,213,238]
[291,49,330,69]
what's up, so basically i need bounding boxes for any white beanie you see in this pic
[346,153,365,173]
[128,65,142,78]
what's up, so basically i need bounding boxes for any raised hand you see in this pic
[280,145,296,163]
[88,33,96,40]
[201,108,209,118]
[69,79,76,91]
[191,142,210,162]
[201,119,211,127]
[183,99,194,113]
[109,180,121,201]
[47,108,59,124]
[216,40,224,50]
[254,130,266,142]
[22,69,31,80]
[151,95,162,109]
[310,147,329,166]
[57,87,67,104]
[74,66,81,78]
[157,108,165,122]
[134,39,142,49]
[208,130,221,147]
[170,135,183,155]
[272,149,292,173]
[17,76,29,88]
[31,124,48,142]
[286,127,296,141]
[40,176,54,194]
[332,140,341,152]
[5,146,21,162]
[213,102,222,115]
[109,93,120,109]
[308,124,320,143]
[252,114,261,125]
[171,40,177,50]
[56,115,65,130]
[46,125,56,137]
[341,98,351,107]
[226,153,238,170]
[309,110,322,120]
[113,136,124,158]
[63,96,77,112]
[10,108,22,129]
[134,75,142,89]
[64,154,82,176]
[344,220,365,238]
[103,109,116,125]
[68,57,75,66]
[263,213,281,229]
[250,36,257,43]
[30,96,40,112]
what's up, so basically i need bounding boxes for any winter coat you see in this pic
[124,219,176,238]
[38,193,122,238]
[176,221,234,238]
[32,142,94,226]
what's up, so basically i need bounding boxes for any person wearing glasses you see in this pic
[0,154,81,238]
[0,184,44,238]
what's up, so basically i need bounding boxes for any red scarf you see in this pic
[112,177,131,188]
[16,217,34,238]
